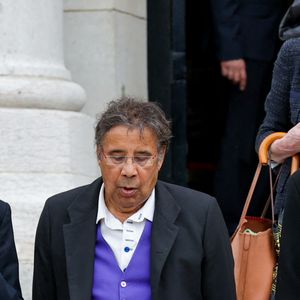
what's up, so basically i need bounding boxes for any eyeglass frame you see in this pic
[99,150,160,168]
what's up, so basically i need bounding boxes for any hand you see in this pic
[270,123,300,163]
[220,59,247,91]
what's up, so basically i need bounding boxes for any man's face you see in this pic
[98,125,165,220]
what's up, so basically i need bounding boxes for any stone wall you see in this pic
[0,0,147,299]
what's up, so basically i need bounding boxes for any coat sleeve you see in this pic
[0,202,23,300]
[32,201,56,300]
[255,39,293,152]
[210,0,242,60]
[201,198,237,300]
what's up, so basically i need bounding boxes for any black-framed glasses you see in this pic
[101,152,158,168]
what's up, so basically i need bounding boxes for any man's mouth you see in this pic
[120,187,137,197]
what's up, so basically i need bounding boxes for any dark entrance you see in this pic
[147,0,228,195]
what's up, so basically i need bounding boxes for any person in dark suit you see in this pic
[0,200,23,300]
[210,0,288,234]
[32,97,236,300]
[275,169,300,299]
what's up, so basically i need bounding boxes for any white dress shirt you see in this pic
[96,183,155,271]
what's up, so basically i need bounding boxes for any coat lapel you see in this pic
[63,178,102,300]
[151,181,181,291]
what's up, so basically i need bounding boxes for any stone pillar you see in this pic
[63,0,148,116]
[0,1,99,299]
[0,0,85,110]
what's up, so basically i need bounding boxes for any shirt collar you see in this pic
[96,183,155,224]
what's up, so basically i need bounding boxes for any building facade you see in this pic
[0,1,147,298]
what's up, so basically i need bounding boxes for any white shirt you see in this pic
[96,183,155,271]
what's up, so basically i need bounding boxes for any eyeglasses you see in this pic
[101,152,158,168]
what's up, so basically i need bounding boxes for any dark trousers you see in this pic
[213,59,274,235]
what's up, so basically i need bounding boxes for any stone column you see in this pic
[0,0,85,110]
[0,1,99,299]
[64,0,148,116]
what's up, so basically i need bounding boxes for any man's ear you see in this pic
[96,146,102,161]
[157,146,167,169]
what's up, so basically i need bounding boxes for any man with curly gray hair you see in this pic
[33,97,236,300]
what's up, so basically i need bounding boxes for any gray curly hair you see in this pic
[95,97,172,153]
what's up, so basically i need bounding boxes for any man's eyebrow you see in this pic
[134,150,152,156]
[107,149,126,155]
[106,149,153,156]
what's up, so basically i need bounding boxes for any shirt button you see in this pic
[120,281,127,288]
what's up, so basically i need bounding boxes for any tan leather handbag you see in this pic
[231,132,299,300]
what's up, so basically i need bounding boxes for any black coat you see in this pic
[275,169,300,299]
[210,0,287,61]
[0,200,23,300]
[33,178,236,300]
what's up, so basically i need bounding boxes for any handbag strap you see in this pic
[231,162,276,243]
[231,162,268,240]
[260,164,282,218]
[231,132,300,240]
[238,162,274,223]
[268,161,275,224]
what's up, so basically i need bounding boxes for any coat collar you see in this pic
[151,180,181,292]
[63,177,102,300]
[63,178,181,299]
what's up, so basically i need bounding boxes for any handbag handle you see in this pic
[258,132,300,220]
[259,132,300,174]
[232,132,299,239]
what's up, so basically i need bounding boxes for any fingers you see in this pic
[288,123,300,141]
[220,59,247,91]
[294,122,300,130]
[239,67,247,91]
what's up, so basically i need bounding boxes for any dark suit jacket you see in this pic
[0,200,23,300]
[210,0,286,61]
[32,178,236,300]
[275,169,300,300]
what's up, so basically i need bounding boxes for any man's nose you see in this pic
[120,158,138,176]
